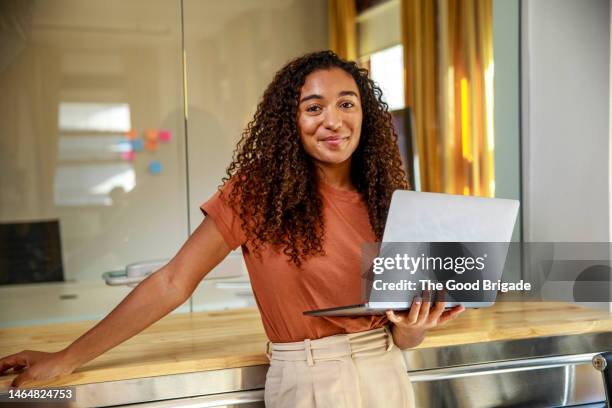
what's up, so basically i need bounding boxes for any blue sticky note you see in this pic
[131,139,144,152]
[148,160,162,175]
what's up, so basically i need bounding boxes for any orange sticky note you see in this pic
[145,129,158,141]
[145,138,158,152]
[125,129,138,140]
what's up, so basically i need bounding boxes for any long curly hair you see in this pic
[221,50,409,266]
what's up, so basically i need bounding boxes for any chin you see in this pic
[317,154,352,165]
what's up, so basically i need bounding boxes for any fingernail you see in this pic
[414,297,422,304]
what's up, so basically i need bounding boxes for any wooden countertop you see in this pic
[1,301,612,389]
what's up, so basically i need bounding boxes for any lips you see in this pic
[320,136,349,146]
[320,135,349,142]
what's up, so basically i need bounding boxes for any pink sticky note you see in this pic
[122,151,135,161]
[159,130,171,142]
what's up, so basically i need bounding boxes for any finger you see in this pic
[407,296,422,324]
[430,291,446,322]
[0,355,22,374]
[11,371,33,388]
[0,356,15,374]
[417,290,431,324]
[386,310,404,324]
[438,305,465,325]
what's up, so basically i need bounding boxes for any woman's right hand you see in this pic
[0,350,77,388]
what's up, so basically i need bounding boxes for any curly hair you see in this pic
[221,50,409,267]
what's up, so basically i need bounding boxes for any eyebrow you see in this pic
[299,90,359,104]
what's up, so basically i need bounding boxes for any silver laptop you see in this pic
[304,190,520,317]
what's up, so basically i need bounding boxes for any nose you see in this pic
[323,108,342,131]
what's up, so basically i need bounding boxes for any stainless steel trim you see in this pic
[409,352,595,381]
[404,331,612,370]
[411,361,604,407]
[50,365,267,408]
[121,390,264,407]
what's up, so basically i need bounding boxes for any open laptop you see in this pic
[304,190,520,317]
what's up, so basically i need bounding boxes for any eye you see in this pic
[340,101,355,109]
[305,104,322,113]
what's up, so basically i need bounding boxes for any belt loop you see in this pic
[304,338,314,366]
[265,341,272,360]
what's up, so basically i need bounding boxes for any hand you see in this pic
[385,290,465,349]
[0,350,77,388]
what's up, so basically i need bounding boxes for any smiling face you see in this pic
[297,67,362,170]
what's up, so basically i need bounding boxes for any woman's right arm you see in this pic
[0,216,231,388]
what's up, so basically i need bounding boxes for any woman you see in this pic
[0,51,464,407]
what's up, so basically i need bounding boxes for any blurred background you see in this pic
[0,0,609,327]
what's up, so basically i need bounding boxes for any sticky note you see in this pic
[122,151,135,161]
[148,160,162,175]
[159,130,171,142]
[145,129,158,141]
[131,139,144,152]
[125,129,138,140]
[145,139,158,152]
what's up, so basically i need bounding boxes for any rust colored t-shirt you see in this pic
[200,180,388,343]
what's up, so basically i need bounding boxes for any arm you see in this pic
[0,216,231,387]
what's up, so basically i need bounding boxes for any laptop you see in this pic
[304,190,520,317]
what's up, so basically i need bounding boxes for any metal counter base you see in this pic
[2,332,611,408]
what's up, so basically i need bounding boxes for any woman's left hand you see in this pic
[385,290,465,349]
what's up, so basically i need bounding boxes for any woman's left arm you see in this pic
[386,291,465,350]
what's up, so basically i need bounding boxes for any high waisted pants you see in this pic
[264,326,416,407]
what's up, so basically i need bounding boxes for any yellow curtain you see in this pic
[328,0,357,61]
[401,0,494,197]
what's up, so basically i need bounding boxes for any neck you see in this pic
[315,160,355,191]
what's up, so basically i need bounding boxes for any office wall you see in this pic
[493,0,521,283]
[521,0,611,310]
[493,0,520,231]
[521,0,610,242]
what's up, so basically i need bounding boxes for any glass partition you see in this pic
[0,0,331,327]
[0,0,189,326]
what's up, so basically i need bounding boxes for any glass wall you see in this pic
[0,0,329,327]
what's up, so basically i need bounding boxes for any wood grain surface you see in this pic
[1,301,611,389]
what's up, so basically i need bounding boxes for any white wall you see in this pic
[521,0,611,310]
[493,0,521,224]
[493,0,522,282]
[522,0,610,242]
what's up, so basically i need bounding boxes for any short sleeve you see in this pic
[200,181,247,250]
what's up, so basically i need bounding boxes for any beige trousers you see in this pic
[264,326,416,408]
